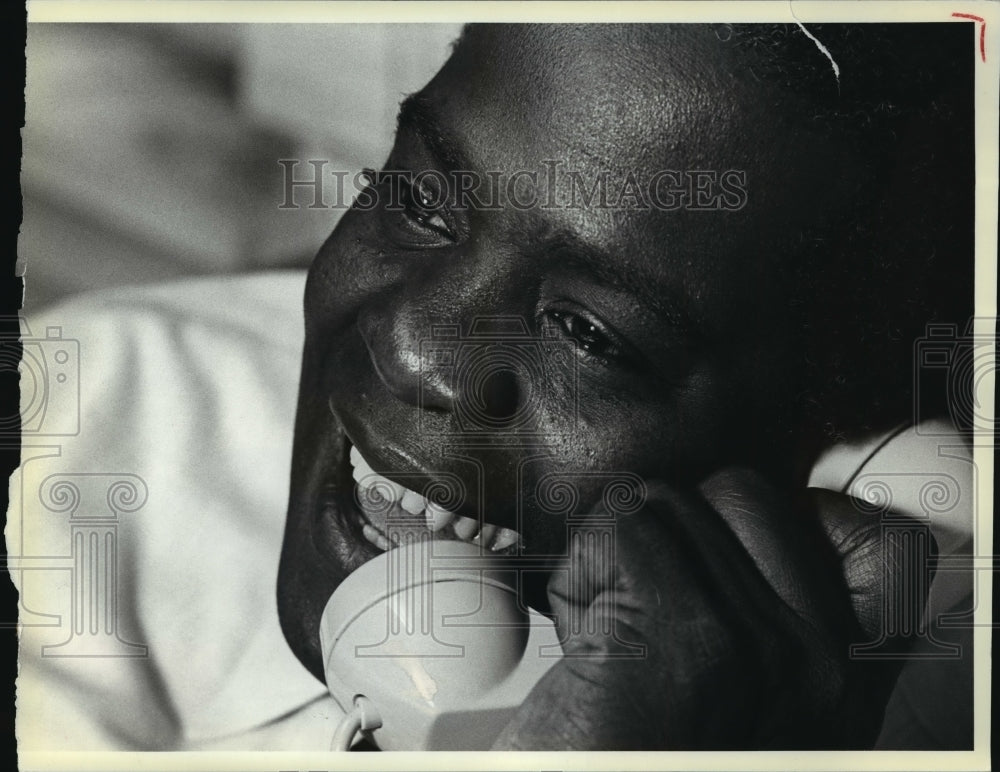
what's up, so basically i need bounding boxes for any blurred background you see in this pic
[19,23,464,312]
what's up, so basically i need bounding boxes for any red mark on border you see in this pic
[952,12,987,62]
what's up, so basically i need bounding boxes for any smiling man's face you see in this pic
[277,24,859,679]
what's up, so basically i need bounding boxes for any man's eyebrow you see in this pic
[395,93,472,172]
[528,229,703,340]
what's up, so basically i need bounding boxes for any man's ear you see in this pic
[803,487,938,641]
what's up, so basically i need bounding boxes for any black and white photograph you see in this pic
[5,1,997,768]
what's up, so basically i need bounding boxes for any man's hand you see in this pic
[493,469,930,750]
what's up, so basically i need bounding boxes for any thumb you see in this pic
[804,487,937,643]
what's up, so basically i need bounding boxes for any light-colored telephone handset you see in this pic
[319,538,563,750]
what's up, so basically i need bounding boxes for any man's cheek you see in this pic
[305,214,386,327]
[516,424,656,520]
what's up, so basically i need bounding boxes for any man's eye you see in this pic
[361,167,458,246]
[399,176,452,237]
[548,310,620,359]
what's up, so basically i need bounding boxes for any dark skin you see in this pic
[278,25,918,748]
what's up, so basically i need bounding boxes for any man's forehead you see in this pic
[427,24,745,176]
[397,24,862,325]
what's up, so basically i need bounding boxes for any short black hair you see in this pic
[724,23,974,449]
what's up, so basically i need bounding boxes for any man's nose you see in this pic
[356,299,457,412]
[356,300,528,425]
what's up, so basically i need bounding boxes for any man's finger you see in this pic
[699,468,855,638]
[804,487,937,641]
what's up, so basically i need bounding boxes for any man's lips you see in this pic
[348,442,523,553]
[307,415,552,616]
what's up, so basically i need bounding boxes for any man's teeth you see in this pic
[491,527,519,551]
[452,516,479,541]
[361,523,390,551]
[476,524,497,546]
[425,501,453,531]
[400,490,425,515]
[348,443,521,552]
